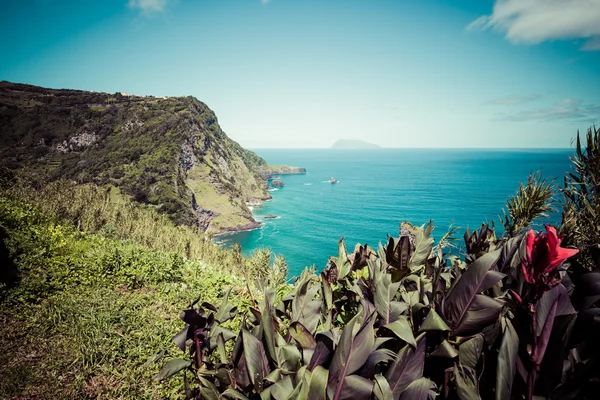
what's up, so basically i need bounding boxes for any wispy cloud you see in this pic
[495,98,600,122]
[467,0,600,51]
[128,0,172,14]
[486,94,542,105]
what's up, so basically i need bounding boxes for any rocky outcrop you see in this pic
[0,81,303,234]
[271,180,285,188]
[256,165,306,179]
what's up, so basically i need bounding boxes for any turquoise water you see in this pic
[216,149,573,278]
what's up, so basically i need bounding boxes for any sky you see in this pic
[1,0,599,148]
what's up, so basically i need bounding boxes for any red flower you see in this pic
[521,225,579,284]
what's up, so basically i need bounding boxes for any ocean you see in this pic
[215,148,573,278]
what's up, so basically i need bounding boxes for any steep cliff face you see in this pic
[0,82,292,233]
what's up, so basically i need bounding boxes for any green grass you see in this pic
[0,186,287,399]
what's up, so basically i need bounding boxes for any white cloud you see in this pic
[468,0,600,50]
[486,94,542,105]
[128,0,171,13]
[494,98,600,122]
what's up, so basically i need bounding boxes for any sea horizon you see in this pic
[216,147,573,278]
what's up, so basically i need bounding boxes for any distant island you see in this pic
[331,139,381,149]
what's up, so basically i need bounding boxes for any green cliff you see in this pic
[0,82,302,234]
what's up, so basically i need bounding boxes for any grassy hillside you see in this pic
[0,82,288,234]
[0,178,288,399]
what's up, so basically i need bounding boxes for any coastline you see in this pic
[211,165,303,240]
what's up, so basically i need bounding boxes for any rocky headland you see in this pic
[0,81,304,234]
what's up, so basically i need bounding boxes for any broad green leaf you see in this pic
[454,365,480,400]
[198,376,220,400]
[374,375,394,400]
[308,366,329,400]
[221,388,250,400]
[321,274,334,330]
[271,375,294,400]
[419,308,450,332]
[385,333,426,399]
[277,344,301,372]
[383,317,416,347]
[337,238,352,280]
[155,358,191,381]
[215,287,238,323]
[292,273,321,334]
[460,334,484,369]
[431,340,459,358]
[265,368,282,383]
[496,318,518,400]
[217,333,227,364]
[409,222,434,269]
[261,288,278,363]
[289,321,316,350]
[208,325,237,351]
[399,377,437,400]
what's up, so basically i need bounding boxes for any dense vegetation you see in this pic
[0,173,286,399]
[1,126,599,400]
[150,127,600,400]
[0,81,278,233]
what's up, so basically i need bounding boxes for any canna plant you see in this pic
[151,218,592,400]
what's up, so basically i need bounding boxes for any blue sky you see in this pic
[1,0,599,148]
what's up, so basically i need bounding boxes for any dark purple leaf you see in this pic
[308,332,335,371]
[327,311,376,400]
[399,377,437,400]
[444,249,504,336]
[495,318,518,400]
[155,358,192,381]
[385,333,426,400]
[459,334,484,370]
[241,329,270,388]
[431,340,458,358]
[292,272,321,334]
[289,321,316,350]
[337,374,374,400]
[357,348,397,379]
[452,294,503,336]
[172,325,189,351]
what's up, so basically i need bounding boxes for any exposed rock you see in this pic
[264,214,278,219]
[55,131,99,153]
[271,180,285,188]
[0,81,303,235]
[246,199,263,207]
[256,165,307,179]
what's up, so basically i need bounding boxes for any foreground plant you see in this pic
[153,216,596,399]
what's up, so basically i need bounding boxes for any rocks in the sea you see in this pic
[271,180,285,188]
[257,165,307,179]
[264,214,278,219]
